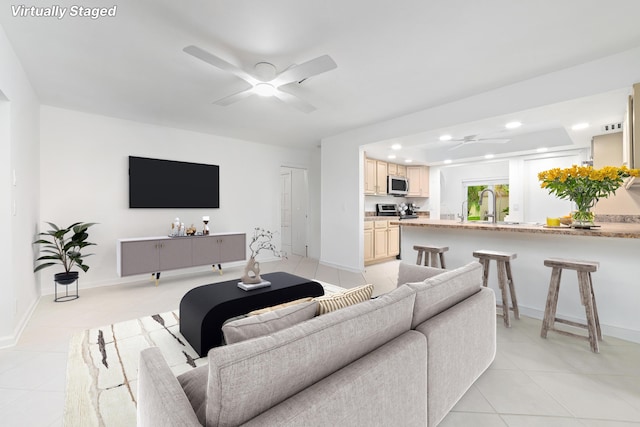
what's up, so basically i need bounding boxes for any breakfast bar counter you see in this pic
[391,218,640,239]
[394,219,640,343]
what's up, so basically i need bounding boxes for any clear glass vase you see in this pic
[572,198,597,228]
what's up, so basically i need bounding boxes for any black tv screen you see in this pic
[129,156,220,208]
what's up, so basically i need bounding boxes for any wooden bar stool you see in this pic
[414,245,449,269]
[472,250,519,327]
[541,258,602,353]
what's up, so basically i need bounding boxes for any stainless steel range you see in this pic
[376,204,398,216]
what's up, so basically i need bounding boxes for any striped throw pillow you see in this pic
[314,284,374,315]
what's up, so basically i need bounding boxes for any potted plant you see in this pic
[33,222,97,285]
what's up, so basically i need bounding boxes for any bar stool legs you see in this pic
[541,258,601,353]
[473,250,519,327]
[414,245,448,269]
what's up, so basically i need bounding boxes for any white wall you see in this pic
[321,46,640,271]
[0,25,40,348]
[39,106,317,291]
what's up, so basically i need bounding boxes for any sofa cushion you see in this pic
[222,300,318,345]
[407,261,483,328]
[177,365,208,425]
[397,262,446,287]
[205,284,416,427]
[313,283,374,315]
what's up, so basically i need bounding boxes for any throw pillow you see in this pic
[177,365,208,425]
[314,283,374,315]
[248,297,314,316]
[222,300,319,345]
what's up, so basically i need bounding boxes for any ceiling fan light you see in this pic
[254,83,277,97]
[505,121,522,129]
[571,122,589,130]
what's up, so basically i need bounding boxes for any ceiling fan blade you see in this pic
[271,55,337,87]
[272,90,316,113]
[183,45,256,84]
[475,138,510,144]
[213,88,254,106]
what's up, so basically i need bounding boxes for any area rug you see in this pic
[63,281,345,426]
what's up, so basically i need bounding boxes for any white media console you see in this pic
[117,232,246,284]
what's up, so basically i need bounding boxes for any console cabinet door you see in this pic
[159,238,192,271]
[120,240,160,276]
[191,237,221,265]
[218,234,246,263]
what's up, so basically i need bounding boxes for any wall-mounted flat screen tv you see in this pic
[129,156,220,208]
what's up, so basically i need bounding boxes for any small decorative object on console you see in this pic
[239,227,287,288]
[202,215,210,235]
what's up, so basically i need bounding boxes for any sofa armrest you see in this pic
[137,347,202,427]
[397,262,445,287]
[414,287,496,427]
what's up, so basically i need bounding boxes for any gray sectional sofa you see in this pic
[137,261,496,427]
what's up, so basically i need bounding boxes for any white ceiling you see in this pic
[2,0,640,157]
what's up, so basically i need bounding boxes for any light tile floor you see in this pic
[1,256,639,426]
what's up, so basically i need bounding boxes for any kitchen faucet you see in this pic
[458,200,468,223]
[479,188,497,224]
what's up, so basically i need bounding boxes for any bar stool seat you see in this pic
[472,249,519,327]
[413,245,449,269]
[541,258,602,353]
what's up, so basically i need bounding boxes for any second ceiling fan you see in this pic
[447,134,510,150]
[183,45,337,113]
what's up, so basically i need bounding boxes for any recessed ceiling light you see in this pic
[505,121,522,129]
[484,154,495,159]
[443,159,452,164]
[571,122,589,130]
[387,154,397,159]
[536,147,548,153]
[254,83,276,97]
[439,135,452,141]
[391,143,402,150]
[405,159,413,163]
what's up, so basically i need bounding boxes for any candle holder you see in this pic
[202,216,210,235]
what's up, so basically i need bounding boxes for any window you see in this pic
[464,180,509,222]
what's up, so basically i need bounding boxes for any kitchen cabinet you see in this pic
[364,221,374,262]
[364,220,399,265]
[397,164,407,177]
[364,157,377,195]
[117,233,246,281]
[364,155,389,195]
[375,161,388,194]
[406,165,429,197]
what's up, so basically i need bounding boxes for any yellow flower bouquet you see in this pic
[538,165,639,225]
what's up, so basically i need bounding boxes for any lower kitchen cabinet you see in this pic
[364,220,399,265]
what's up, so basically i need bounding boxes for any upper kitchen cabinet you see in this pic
[406,165,429,197]
[388,163,407,177]
[364,155,389,195]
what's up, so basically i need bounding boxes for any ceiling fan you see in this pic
[447,134,510,150]
[183,45,337,113]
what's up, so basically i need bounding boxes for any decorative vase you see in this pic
[571,198,597,228]
[241,257,262,284]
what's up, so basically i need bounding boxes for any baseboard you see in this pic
[318,259,363,274]
[0,296,39,349]
[515,305,640,345]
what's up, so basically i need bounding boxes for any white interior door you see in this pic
[280,170,292,257]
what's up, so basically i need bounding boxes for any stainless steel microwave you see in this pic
[387,175,409,196]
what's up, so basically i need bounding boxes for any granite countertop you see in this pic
[392,218,640,239]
